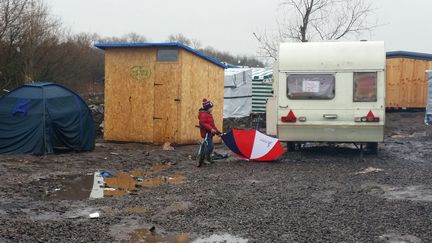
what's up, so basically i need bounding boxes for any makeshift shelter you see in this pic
[252,68,273,113]
[95,42,226,144]
[224,68,252,118]
[0,82,95,154]
[386,51,432,108]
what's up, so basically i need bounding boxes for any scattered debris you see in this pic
[100,121,104,133]
[110,152,120,155]
[162,142,175,151]
[95,143,105,148]
[89,212,100,218]
[100,171,114,178]
[355,167,384,175]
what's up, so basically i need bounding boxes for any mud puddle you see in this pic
[379,233,421,243]
[365,184,432,201]
[46,163,186,200]
[139,175,186,188]
[123,228,189,243]
[48,175,93,200]
[192,233,248,243]
[123,229,247,243]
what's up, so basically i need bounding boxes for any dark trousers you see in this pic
[205,133,214,155]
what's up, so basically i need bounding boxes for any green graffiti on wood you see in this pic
[130,66,151,82]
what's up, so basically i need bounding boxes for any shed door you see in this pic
[153,64,180,144]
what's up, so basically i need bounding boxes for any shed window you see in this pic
[157,49,178,62]
[287,74,335,100]
[353,72,377,102]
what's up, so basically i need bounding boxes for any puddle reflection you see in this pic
[49,175,93,200]
[46,163,185,200]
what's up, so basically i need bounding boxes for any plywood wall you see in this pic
[104,46,223,145]
[386,58,431,108]
[153,59,182,144]
[104,48,155,142]
[179,50,224,144]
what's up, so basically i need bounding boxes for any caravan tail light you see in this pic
[355,110,380,122]
[281,110,297,123]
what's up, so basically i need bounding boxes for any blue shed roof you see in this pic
[95,42,226,68]
[386,51,432,61]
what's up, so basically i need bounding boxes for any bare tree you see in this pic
[0,0,29,89]
[20,0,61,82]
[167,33,202,49]
[0,0,28,41]
[97,32,147,44]
[254,0,378,61]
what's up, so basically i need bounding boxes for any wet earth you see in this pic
[0,112,432,242]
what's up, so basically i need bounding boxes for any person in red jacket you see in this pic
[198,98,221,163]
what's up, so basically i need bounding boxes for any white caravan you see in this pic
[266,41,385,153]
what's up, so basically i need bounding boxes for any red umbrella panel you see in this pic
[221,129,286,161]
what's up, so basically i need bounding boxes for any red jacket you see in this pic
[198,109,219,138]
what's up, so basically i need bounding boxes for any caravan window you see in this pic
[353,72,377,102]
[287,74,335,100]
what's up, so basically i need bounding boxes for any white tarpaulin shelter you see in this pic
[224,68,252,118]
[426,70,432,125]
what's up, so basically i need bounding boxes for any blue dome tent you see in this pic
[0,82,95,154]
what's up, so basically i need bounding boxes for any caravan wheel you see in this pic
[366,142,378,155]
[287,142,297,152]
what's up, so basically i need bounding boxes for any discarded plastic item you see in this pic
[135,177,144,182]
[104,188,116,191]
[89,212,100,218]
[110,152,119,155]
[54,188,61,192]
[100,171,114,178]
[162,142,175,151]
[89,172,104,199]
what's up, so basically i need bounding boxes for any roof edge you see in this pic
[386,51,432,61]
[95,42,226,69]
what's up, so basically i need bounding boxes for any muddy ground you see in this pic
[1,112,432,243]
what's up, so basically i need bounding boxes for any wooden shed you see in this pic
[95,43,226,144]
[386,51,432,108]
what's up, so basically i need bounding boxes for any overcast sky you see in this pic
[45,0,431,56]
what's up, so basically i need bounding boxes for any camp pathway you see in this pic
[0,112,431,242]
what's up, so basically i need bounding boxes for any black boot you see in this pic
[205,154,214,164]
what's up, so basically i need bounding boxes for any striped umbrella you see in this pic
[221,129,286,161]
